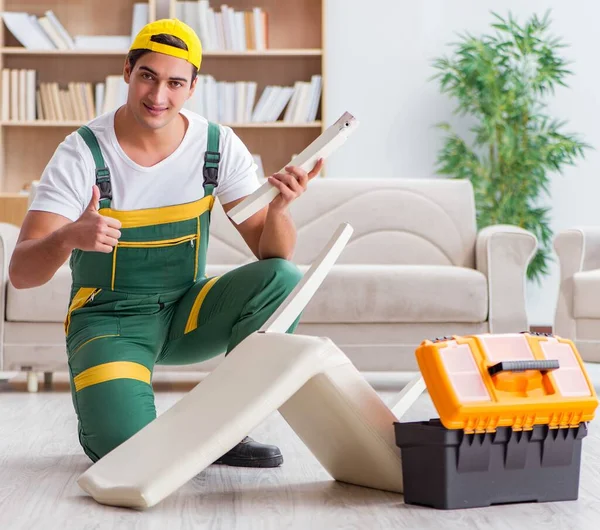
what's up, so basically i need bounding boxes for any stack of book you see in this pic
[1,5,148,50]
[185,74,321,124]
[1,69,37,121]
[172,1,268,51]
[1,70,125,122]
[36,81,96,121]
[254,75,322,123]
[185,76,257,123]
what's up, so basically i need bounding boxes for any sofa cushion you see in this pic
[299,264,488,323]
[574,270,600,318]
[9,263,488,325]
[7,264,71,323]
[208,264,488,324]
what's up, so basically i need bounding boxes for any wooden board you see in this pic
[261,222,354,334]
[229,113,359,224]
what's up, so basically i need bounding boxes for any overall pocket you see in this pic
[111,233,199,292]
[66,326,121,359]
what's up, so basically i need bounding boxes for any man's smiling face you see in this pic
[124,51,197,130]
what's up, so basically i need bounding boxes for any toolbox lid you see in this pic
[415,332,598,433]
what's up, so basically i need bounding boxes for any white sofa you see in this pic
[0,178,537,388]
[553,227,600,361]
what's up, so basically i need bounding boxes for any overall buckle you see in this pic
[203,151,220,187]
[95,168,112,200]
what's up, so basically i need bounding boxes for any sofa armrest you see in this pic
[554,227,600,276]
[0,223,20,370]
[475,224,537,333]
[553,227,600,338]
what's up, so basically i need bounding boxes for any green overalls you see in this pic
[65,122,303,462]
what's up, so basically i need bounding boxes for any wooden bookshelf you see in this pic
[0,0,326,226]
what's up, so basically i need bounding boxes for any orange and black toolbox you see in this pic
[394,332,598,509]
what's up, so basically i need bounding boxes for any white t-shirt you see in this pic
[29,107,260,221]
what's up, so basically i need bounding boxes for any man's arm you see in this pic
[9,185,121,289]
[221,200,295,261]
[10,211,79,289]
[221,159,323,261]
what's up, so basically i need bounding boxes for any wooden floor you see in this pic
[1,373,599,530]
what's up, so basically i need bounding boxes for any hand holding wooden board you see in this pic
[227,112,360,224]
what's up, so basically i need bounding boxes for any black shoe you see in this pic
[213,436,283,468]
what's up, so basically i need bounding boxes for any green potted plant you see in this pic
[432,11,590,283]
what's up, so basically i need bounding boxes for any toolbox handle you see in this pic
[488,360,560,376]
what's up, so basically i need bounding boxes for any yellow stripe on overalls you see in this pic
[74,361,151,392]
[185,276,221,334]
[99,195,214,228]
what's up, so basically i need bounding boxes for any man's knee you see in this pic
[263,258,303,293]
[79,422,140,462]
[73,380,156,462]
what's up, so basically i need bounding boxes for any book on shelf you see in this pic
[1,67,320,124]
[172,1,268,51]
[1,4,149,51]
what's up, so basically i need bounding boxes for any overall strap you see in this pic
[203,121,220,198]
[77,126,112,209]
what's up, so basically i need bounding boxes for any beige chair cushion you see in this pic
[207,264,488,324]
[77,331,403,509]
[6,264,71,322]
[574,270,600,318]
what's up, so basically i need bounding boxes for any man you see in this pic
[8,19,322,468]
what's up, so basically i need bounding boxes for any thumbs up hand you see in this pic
[85,183,101,213]
[68,185,122,253]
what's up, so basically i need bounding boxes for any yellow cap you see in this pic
[129,19,202,70]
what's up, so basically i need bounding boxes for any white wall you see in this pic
[325,0,600,326]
